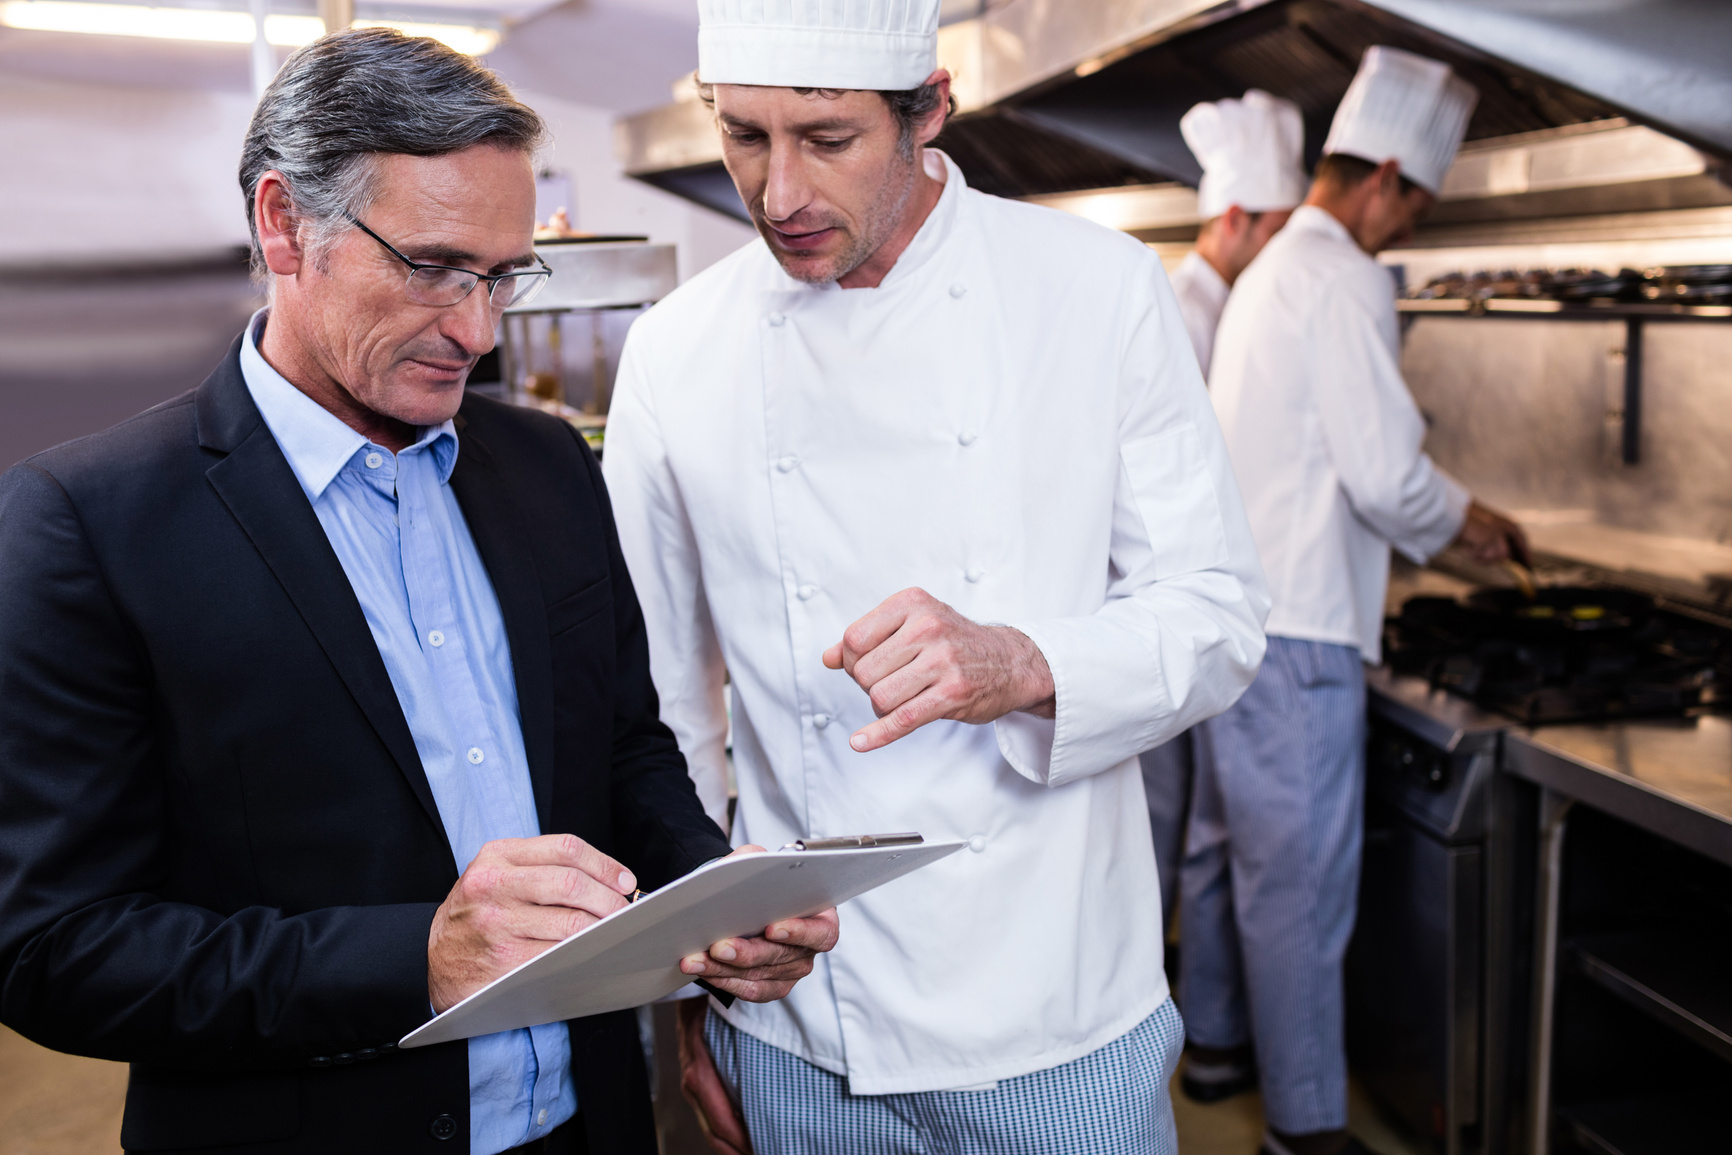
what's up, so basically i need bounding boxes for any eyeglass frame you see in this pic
[344,213,553,309]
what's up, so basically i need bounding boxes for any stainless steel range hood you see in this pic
[615,0,1732,227]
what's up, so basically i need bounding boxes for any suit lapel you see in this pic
[196,349,448,840]
[447,423,557,830]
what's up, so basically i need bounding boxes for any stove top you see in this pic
[1385,587,1732,724]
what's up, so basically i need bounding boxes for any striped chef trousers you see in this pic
[1179,635,1367,1135]
[703,998,1184,1155]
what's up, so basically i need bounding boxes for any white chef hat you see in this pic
[698,0,941,92]
[1322,46,1477,194]
[1180,89,1308,221]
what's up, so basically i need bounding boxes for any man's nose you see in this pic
[442,281,500,355]
[762,142,813,223]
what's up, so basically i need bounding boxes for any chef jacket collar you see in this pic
[1287,203,1356,248]
[774,148,964,295]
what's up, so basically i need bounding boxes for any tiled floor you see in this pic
[0,1027,125,1155]
[1,1015,1427,1155]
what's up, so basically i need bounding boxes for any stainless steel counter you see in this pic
[1504,719,1732,869]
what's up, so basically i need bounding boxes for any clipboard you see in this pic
[400,836,965,1048]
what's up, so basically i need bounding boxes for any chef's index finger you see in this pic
[837,588,934,669]
[487,833,636,895]
[849,684,949,752]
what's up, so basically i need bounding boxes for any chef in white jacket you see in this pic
[1191,47,1527,1155]
[604,2,1268,1152]
[1143,88,1306,972]
[1168,89,1307,378]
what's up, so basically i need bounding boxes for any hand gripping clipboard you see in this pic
[400,835,964,1048]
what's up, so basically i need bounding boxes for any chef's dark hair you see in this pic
[238,27,545,281]
[695,78,956,158]
[1315,152,1420,197]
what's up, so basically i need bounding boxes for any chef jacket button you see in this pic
[364,451,384,469]
[797,584,817,601]
[968,835,987,853]
[812,713,830,729]
[430,1114,459,1141]
[309,1055,332,1068]
[776,455,800,473]
[958,431,978,447]
[949,283,967,299]
[767,311,786,326]
[467,747,485,765]
[428,630,445,648]
[965,568,984,583]
[333,1052,355,1065]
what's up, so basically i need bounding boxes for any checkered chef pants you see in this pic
[703,998,1184,1154]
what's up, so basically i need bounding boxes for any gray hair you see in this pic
[239,27,546,279]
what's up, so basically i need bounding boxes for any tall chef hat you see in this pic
[1180,89,1308,221]
[1323,46,1477,194]
[698,0,942,92]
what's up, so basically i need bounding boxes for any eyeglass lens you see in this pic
[405,267,550,309]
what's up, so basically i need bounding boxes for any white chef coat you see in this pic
[1209,204,1468,663]
[1170,250,1231,378]
[605,151,1268,1094]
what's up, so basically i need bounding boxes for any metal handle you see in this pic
[781,832,924,852]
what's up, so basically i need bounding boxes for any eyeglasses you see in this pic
[346,214,552,309]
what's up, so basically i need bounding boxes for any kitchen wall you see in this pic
[0,64,753,468]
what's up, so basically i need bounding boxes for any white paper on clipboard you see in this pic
[400,839,965,1048]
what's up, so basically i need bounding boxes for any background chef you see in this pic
[604,1,1270,1151]
[1143,88,1307,985]
[1192,46,1529,1155]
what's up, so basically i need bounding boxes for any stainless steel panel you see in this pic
[1368,666,1507,757]
[1503,724,1732,869]
[508,242,677,314]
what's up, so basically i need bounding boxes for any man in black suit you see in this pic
[0,28,834,1155]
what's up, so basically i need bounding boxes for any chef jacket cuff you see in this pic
[1408,472,1473,564]
[992,618,1164,788]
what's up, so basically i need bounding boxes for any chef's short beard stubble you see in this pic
[753,144,920,286]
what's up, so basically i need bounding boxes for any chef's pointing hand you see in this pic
[822,588,1056,753]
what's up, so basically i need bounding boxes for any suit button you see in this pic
[378,1042,397,1053]
[333,1052,354,1065]
[430,1114,459,1141]
[356,1048,377,1061]
[308,1056,332,1068]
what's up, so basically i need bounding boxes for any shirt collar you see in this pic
[238,309,459,501]
[1289,204,1356,246]
[1180,250,1230,301]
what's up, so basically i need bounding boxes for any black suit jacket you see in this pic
[0,341,731,1153]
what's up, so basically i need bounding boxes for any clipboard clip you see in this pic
[780,832,924,851]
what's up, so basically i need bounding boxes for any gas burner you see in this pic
[1386,588,1729,724]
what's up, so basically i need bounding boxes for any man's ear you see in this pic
[1375,158,1405,198]
[1219,203,1250,240]
[254,171,305,277]
[915,68,952,148]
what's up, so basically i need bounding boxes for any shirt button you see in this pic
[767,311,786,326]
[965,568,984,583]
[949,283,967,299]
[466,747,485,765]
[537,1108,549,1126]
[776,455,799,473]
[797,584,817,601]
[968,835,987,853]
[958,432,978,447]
[428,630,445,648]
[364,452,383,469]
[812,713,830,729]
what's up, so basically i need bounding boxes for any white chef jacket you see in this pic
[1209,205,1469,663]
[1170,250,1231,379]
[605,151,1269,1094]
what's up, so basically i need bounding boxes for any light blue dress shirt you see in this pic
[239,311,576,1153]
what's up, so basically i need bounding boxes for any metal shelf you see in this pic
[1397,297,1732,465]
[1568,931,1732,1063]
[1558,1093,1723,1155]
